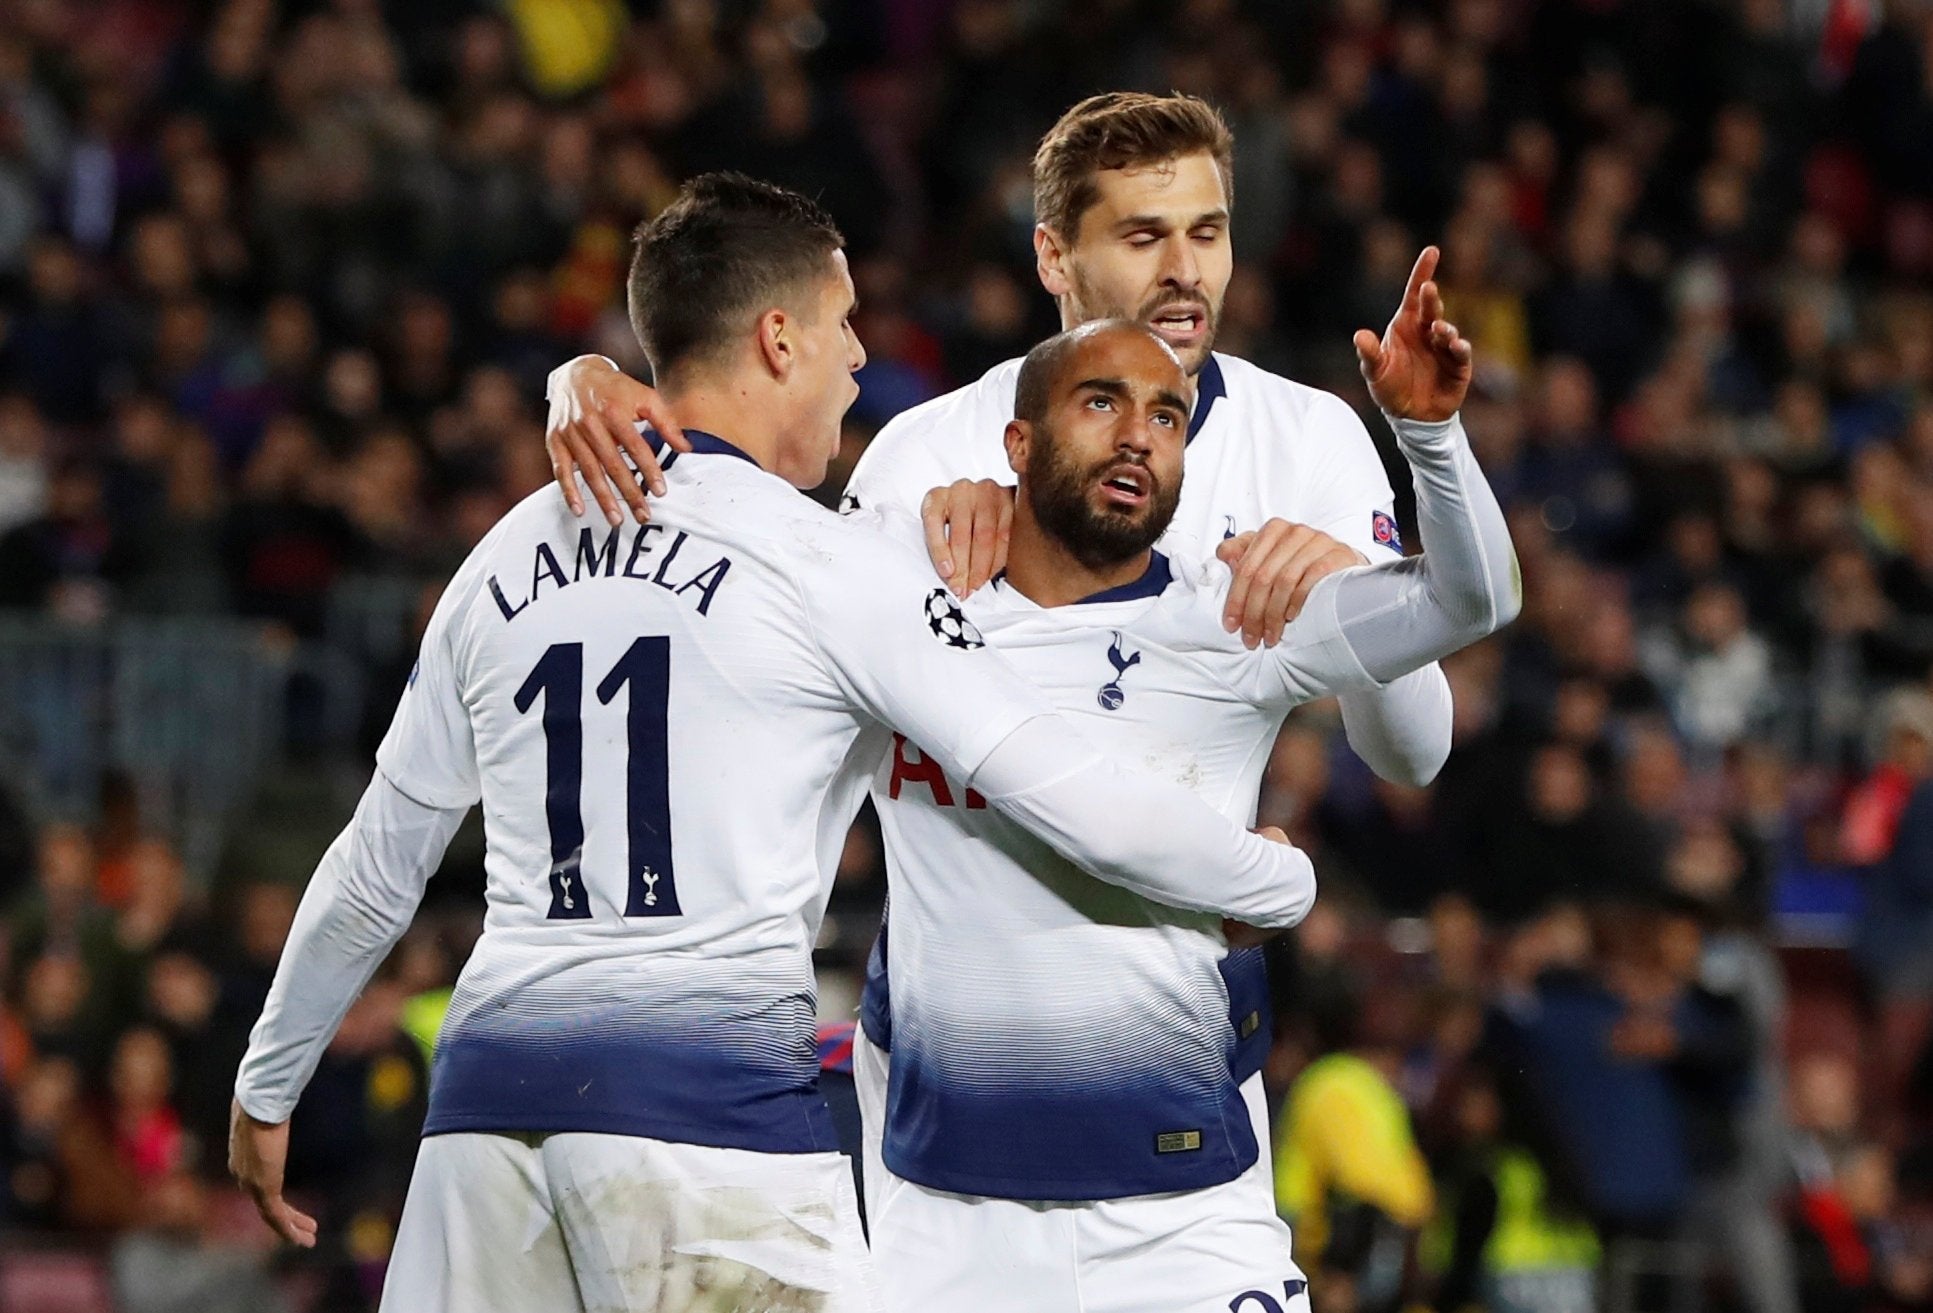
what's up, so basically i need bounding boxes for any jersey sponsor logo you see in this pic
[1154,1129,1203,1153]
[924,588,985,649]
[887,734,987,810]
[1097,631,1142,711]
[1371,508,1403,552]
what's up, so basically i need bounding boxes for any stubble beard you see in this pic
[1064,269,1220,377]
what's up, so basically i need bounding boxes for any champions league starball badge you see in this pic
[924,589,985,649]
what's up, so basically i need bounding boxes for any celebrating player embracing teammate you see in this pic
[230,174,1330,1313]
[544,89,1460,1211]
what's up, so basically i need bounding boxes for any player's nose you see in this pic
[1158,232,1201,290]
[847,323,867,372]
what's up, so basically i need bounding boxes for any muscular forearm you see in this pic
[973,716,1317,927]
[234,774,465,1122]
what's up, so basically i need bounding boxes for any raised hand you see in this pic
[544,356,692,526]
[1352,246,1474,423]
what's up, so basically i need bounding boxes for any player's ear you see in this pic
[756,308,792,379]
[1003,419,1030,476]
[1035,225,1072,299]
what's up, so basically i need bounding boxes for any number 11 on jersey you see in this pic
[514,638,681,920]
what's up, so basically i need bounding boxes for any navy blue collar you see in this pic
[1186,355,1225,446]
[656,429,761,470]
[1004,550,1170,606]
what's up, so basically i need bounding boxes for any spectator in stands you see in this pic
[0,460,122,619]
[105,1026,183,1188]
[1645,581,1783,761]
[1469,742,1654,922]
[1491,906,1704,1240]
[1424,1062,1599,1313]
[1275,985,1435,1313]
[1842,691,1933,868]
[1854,695,1933,1121]
[142,947,225,1158]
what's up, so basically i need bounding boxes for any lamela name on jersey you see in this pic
[487,523,735,623]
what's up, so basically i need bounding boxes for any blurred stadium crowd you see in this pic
[2,0,1933,1309]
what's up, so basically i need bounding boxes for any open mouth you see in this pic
[1147,304,1207,345]
[1097,463,1152,508]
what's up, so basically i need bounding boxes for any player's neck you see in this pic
[1004,507,1151,608]
[657,384,783,473]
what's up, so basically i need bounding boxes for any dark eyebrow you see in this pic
[1154,388,1190,415]
[1113,209,1229,234]
[1070,376,1130,399]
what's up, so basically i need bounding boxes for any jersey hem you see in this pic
[882,1146,1257,1203]
[421,1108,839,1155]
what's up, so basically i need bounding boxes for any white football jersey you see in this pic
[844,352,1411,1096]
[872,551,1380,1200]
[377,433,1047,1153]
[842,353,1407,564]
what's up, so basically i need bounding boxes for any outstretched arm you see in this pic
[1249,248,1518,703]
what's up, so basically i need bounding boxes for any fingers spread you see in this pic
[610,414,665,509]
[548,433,585,517]
[591,410,652,516]
[569,427,624,528]
[636,394,691,451]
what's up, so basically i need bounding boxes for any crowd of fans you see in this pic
[2,0,1933,1309]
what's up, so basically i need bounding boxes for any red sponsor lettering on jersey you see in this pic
[888,734,986,809]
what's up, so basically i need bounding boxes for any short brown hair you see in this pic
[628,172,844,380]
[1032,92,1235,241]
